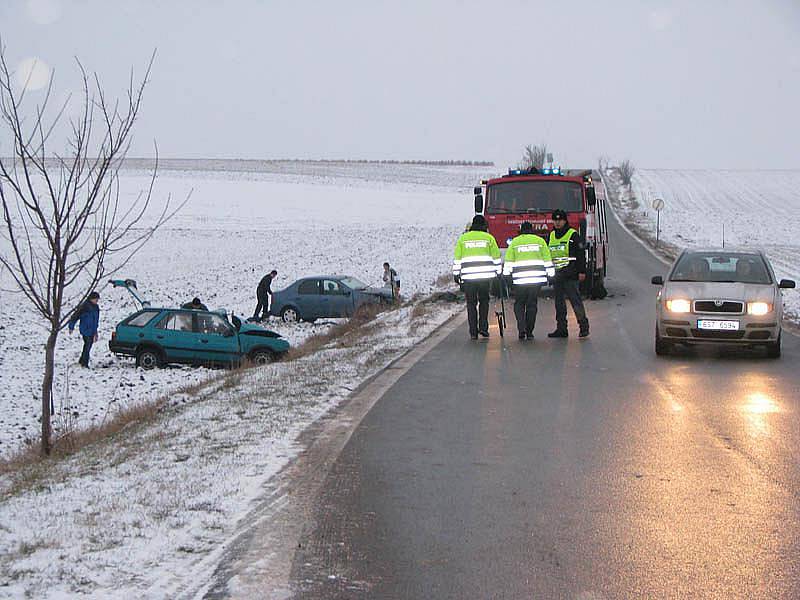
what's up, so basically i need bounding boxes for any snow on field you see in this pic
[0,162,490,457]
[0,162,488,598]
[609,168,800,321]
[0,298,463,598]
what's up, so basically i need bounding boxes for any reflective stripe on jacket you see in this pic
[548,228,577,270]
[503,233,554,285]
[453,230,501,281]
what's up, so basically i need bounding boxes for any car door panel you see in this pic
[322,279,351,317]
[195,313,241,363]
[297,279,322,320]
[154,312,198,362]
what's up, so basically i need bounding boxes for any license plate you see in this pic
[697,319,740,331]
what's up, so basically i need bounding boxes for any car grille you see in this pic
[690,329,746,340]
[693,300,744,314]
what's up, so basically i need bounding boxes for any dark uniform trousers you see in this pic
[253,291,270,320]
[513,284,542,335]
[463,280,491,336]
[553,277,589,333]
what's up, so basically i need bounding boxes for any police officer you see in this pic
[453,215,501,340]
[503,222,554,340]
[548,209,590,338]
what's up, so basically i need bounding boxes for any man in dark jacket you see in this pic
[253,270,278,321]
[181,297,208,310]
[547,210,590,338]
[68,291,101,367]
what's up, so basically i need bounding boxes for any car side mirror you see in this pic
[223,329,235,337]
[343,290,351,296]
[779,279,796,289]
[651,276,664,285]
[586,186,597,206]
[474,194,483,213]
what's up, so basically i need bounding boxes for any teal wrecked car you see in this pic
[107,280,289,369]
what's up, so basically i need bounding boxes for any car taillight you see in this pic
[111,331,116,341]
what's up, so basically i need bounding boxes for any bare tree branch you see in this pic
[0,42,180,455]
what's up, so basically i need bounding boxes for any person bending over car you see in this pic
[253,269,278,321]
[182,297,208,310]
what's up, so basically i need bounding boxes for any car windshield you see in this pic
[670,252,772,284]
[339,276,368,290]
[486,181,583,214]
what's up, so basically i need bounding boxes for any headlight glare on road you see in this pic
[666,298,691,313]
[747,301,772,316]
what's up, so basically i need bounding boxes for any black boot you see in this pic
[548,329,568,338]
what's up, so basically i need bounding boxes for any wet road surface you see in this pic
[288,212,800,598]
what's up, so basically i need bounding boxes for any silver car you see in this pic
[651,249,795,358]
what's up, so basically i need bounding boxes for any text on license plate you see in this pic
[697,319,740,331]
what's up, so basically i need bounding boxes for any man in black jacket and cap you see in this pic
[253,270,278,321]
[547,209,590,338]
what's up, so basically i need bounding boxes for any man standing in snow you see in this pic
[253,270,278,321]
[68,291,101,368]
[383,262,400,301]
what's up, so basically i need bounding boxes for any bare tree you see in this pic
[0,45,184,455]
[519,143,548,170]
[618,159,636,188]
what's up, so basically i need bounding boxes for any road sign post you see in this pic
[652,198,665,248]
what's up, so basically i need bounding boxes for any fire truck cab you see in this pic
[473,167,609,299]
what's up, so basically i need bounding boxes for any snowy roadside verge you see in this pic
[602,168,800,329]
[602,167,680,263]
[0,292,463,598]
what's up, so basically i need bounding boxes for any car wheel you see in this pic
[281,306,300,323]
[766,333,781,359]
[250,349,275,365]
[655,326,671,356]
[136,348,162,370]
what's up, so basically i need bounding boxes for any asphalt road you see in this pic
[288,214,800,599]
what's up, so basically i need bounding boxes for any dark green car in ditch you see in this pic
[109,307,290,369]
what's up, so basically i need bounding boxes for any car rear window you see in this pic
[124,310,160,327]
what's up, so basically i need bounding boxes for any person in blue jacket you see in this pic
[68,291,101,367]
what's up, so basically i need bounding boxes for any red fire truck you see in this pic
[473,167,609,298]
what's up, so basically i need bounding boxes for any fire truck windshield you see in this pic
[486,181,583,214]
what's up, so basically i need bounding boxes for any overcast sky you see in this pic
[1,0,799,169]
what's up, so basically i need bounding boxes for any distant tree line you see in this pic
[261,158,495,166]
[101,158,496,169]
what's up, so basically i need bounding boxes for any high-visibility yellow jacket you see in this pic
[503,233,555,285]
[549,228,578,271]
[453,230,501,281]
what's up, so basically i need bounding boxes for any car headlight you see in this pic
[747,301,772,316]
[665,298,691,313]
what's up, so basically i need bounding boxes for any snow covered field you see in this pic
[608,168,800,322]
[0,161,490,457]
[0,161,488,597]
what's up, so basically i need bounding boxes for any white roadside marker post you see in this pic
[653,198,665,248]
